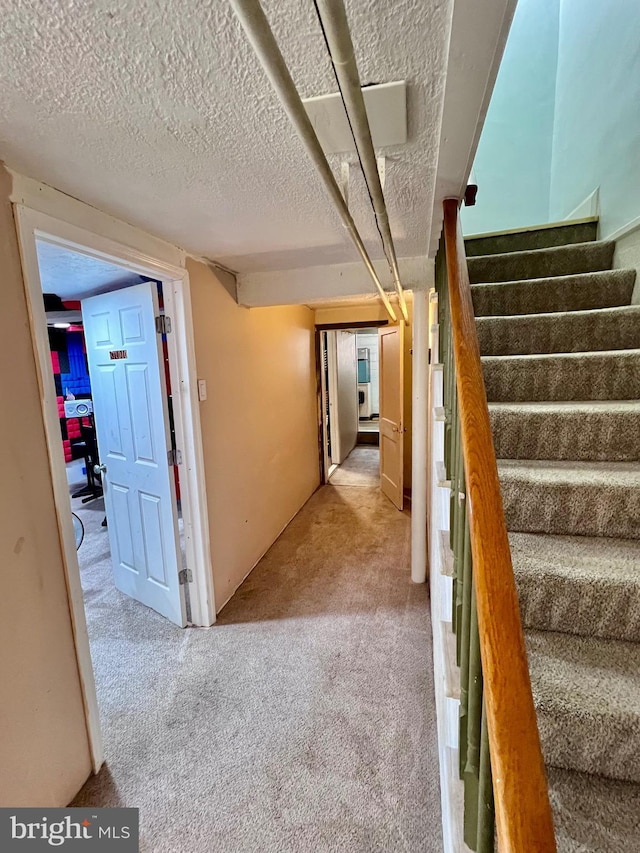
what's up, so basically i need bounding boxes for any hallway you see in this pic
[330,445,380,487]
[72,478,442,852]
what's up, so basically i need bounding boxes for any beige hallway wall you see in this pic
[188,259,320,611]
[0,165,92,806]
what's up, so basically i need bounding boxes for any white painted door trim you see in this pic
[319,332,331,484]
[411,290,428,583]
[13,205,216,773]
[326,330,341,467]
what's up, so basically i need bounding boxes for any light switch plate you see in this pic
[198,379,207,401]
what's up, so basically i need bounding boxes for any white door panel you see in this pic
[82,282,185,626]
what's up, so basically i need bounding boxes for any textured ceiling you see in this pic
[0,0,451,272]
[37,241,141,299]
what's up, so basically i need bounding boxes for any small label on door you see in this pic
[109,350,128,360]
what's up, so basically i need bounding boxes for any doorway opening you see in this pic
[41,248,188,611]
[317,320,405,509]
[15,205,214,772]
[320,326,381,487]
[356,330,380,443]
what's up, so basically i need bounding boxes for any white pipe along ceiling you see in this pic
[313,0,409,324]
[229,0,404,323]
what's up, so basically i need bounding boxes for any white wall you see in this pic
[462,0,560,235]
[549,0,640,237]
[334,330,358,464]
[356,332,380,415]
[463,0,640,241]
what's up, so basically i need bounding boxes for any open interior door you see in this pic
[334,330,358,464]
[82,281,186,626]
[379,323,404,509]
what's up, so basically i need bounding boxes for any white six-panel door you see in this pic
[82,282,186,626]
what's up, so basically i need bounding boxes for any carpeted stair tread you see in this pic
[510,532,640,641]
[468,240,614,284]
[471,269,636,317]
[497,460,640,539]
[525,629,640,783]
[483,349,640,402]
[465,219,598,258]
[490,401,640,462]
[477,305,640,356]
[465,220,640,836]
[548,766,640,852]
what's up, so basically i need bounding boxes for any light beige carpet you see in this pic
[330,446,380,487]
[71,483,442,852]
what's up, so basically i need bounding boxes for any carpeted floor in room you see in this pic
[70,467,442,851]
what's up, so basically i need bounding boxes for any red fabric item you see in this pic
[67,418,82,440]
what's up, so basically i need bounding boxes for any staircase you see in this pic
[465,220,640,852]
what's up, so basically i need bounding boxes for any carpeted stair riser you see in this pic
[498,461,640,539]
[468,218,640,851]
[549,767,640,853]
[490,403,640,462]
[471,269,636,317]
[468,240,614,284]
[547,767,640,853]
[511,532,640,642]
[477,305,640,356]
[465,220,598,258]
[483,350,640,402]
[526,630,640,783]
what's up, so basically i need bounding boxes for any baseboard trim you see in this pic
[357,431,380,446]
[464,215,599,242]
[215,482,320,615]
[607,213,640,243]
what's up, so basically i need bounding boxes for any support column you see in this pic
[411,289,429,583]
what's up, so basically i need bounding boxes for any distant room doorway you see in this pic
[317,321,404,509]
[356,330,380,440]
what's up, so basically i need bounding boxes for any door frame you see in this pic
[325,330,340,474]
[14,205,216,772]
[317,331,329,484]
[315,321,388,484]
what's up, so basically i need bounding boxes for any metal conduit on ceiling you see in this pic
[229,0,409,323]
[313,0,409,323]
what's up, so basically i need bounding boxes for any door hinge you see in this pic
[179,568,193,585]
[167,448,182,466]
[155,314,172,334]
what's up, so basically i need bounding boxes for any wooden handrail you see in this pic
[442,198,557,852]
